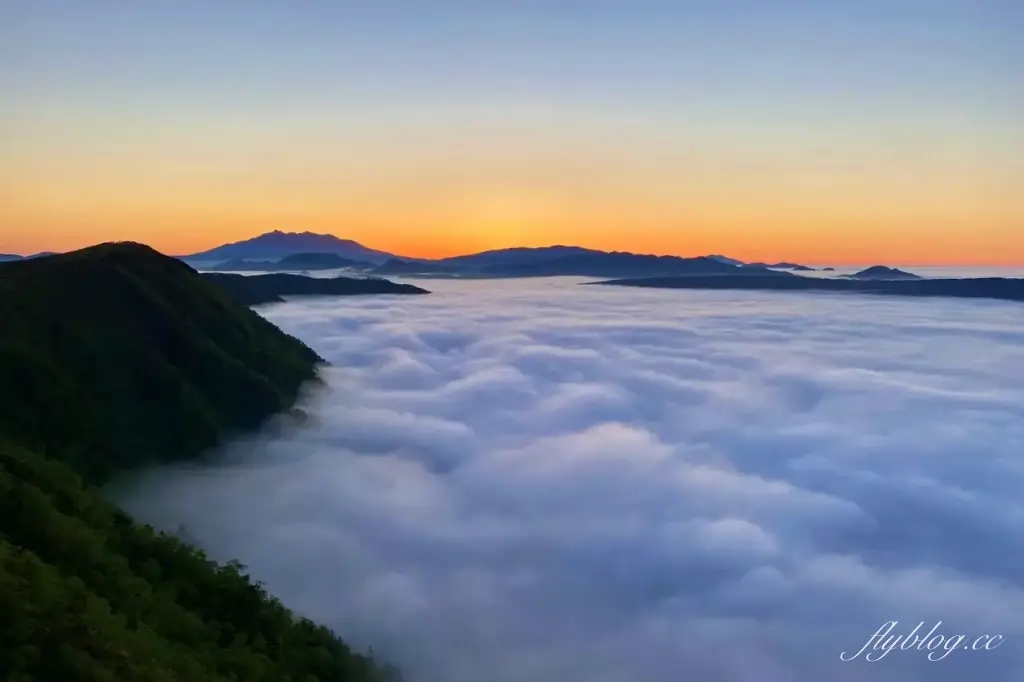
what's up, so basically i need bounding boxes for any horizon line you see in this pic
[4,235,1022,269]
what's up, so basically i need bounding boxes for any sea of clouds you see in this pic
[118,278,1024,682]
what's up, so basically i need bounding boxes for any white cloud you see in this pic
[118,279,1024,682]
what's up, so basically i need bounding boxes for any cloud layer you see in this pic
[117,279,1024,682]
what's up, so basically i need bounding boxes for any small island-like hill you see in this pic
[842,265,922,280]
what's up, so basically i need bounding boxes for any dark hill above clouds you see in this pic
[209,257,277,271]
[204,272,429,306]
[184,234,778,278]
[706,254,745,266]
[842,265,922,280]
[209,252,374,272]
[592,273,1024,303]
[372,257,462,276]
[0,241,325,481]
[435,245,599,268]
[472,252,792,278]
[183,230,400,265]
[0,241,397,681]
[276,251,372,269]
[370,247,792,279]
[429,246,773,278]
[748,261,817,271]
[180,231,855,279]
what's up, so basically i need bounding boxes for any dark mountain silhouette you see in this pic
[436,245,599,268]
[209,252,374,272]
[372,257,461,276]
[781,263,816,271]
[0,241,397,681]
[208,257,276,271]
[182,233,858,280]
[706,254,745,266]
[748,261,816,271]
[433,246,759,276]
[275,252,373,269]
[183,230,399,264]
[0,242,323,480]
[203,272,429,305]
[173,231,952,282]
[369,248,787,279]
[842,265,921,280]
[370,247,599,277]
[475,252,770,278]
[0,252,59,261]
[592,274,1024,303]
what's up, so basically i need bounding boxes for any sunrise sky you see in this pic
[2,1,1021,265]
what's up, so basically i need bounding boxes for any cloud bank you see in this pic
[117,279,1024,682]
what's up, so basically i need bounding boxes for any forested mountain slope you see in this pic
[0,243,398,681]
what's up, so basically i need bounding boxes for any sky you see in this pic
[117,280,1024,681]
[2,1,1021,264]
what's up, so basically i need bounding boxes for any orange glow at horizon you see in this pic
[2,212,1020,267]
[2,109,1020,266]
[2,170,1020,265]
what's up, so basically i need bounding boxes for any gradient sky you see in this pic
[2,1,1021,264]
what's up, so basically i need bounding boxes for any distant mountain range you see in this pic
[0,251,58,262]
[373,258,461,276]
[434,250,777,279]
[180,234,825,279]
[11,231,947,282]
[181,230,398,265]
[213,237,852,279]
[420,246,802,279]
[706,255,745,267]
[209,252,373,272]
[434,245,597,269]
[174,232,836,278]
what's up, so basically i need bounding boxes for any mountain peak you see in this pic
[844,265,922,280]
[2,241,178,271]
[184,231,399,265]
